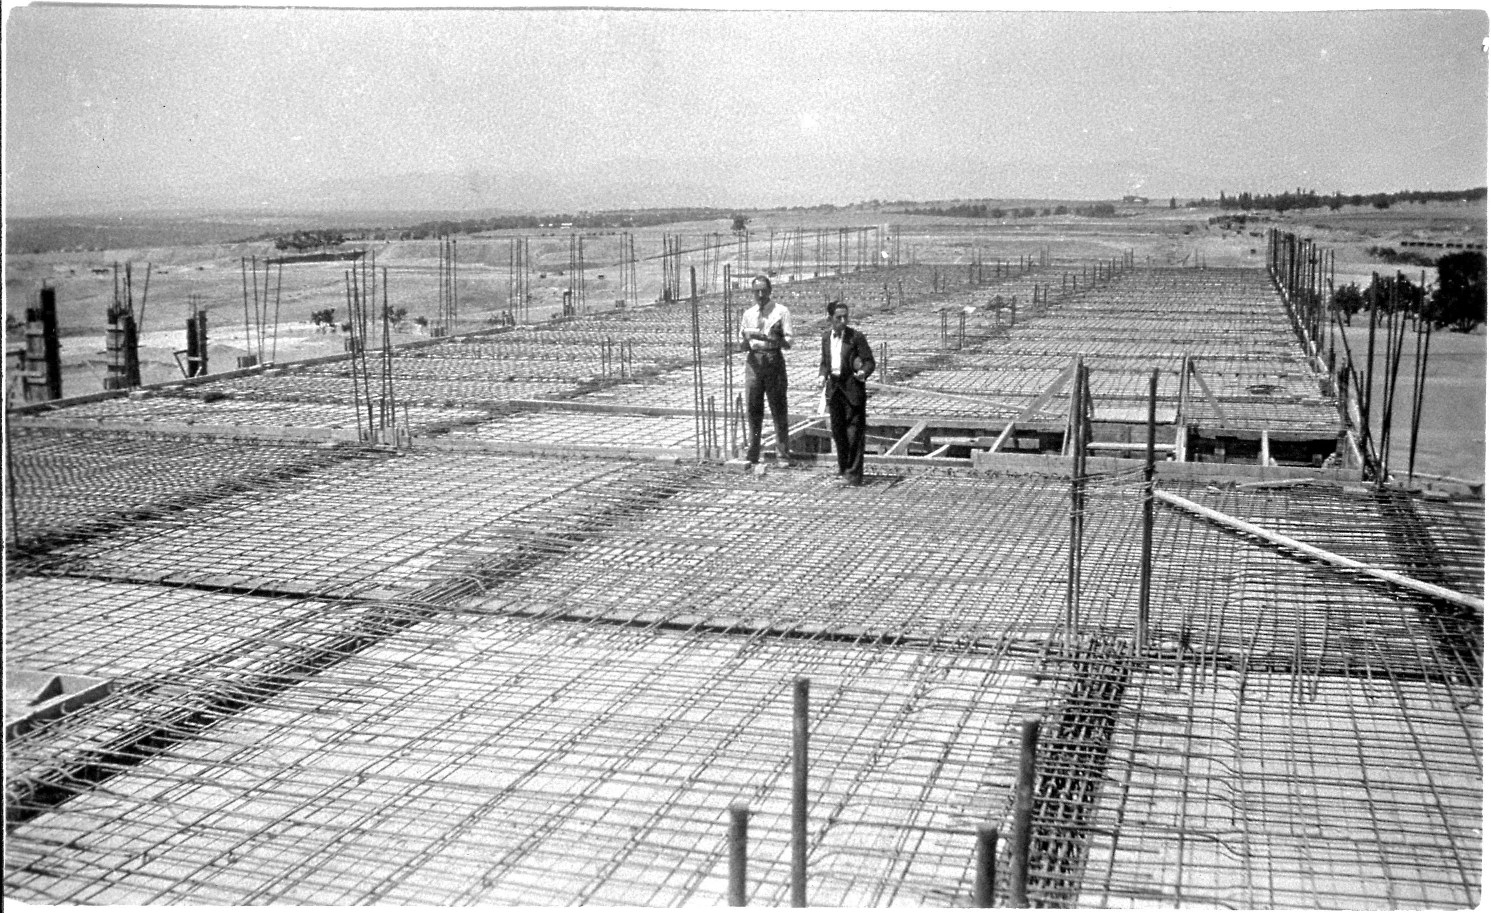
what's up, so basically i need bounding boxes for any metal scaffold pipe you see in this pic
[1155,489,1485,611]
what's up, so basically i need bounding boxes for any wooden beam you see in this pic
[986,359,1077,453]
[1187,360,1228,425]
[865,380,1063,417]
[885,421,928,456]
[1086,441,1176,453]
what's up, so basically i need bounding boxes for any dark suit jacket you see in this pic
[819,326,876,408]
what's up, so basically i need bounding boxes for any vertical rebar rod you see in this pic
[1364,273,1378,452]
[973,823,997,908]
[344,271,363,442]
[271,262,284,365]
[1009,719,1039,908]
[1381,279,1412,484]
[240,258,253,364]
[378,267,390,438]
[4,412,20,547]
[728,802,749,906]
[791,676,809,908]
[1408,313,1430,483]
[690,267,704,462]
[1138,367,1157,648]
[723,265,735,458]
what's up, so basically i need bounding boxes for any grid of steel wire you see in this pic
[4,254,1480,909]
[1081,670,1480,909]
[6,462,1481,907]
[14,396,485,432]
[438,411,703,449]
[15,451,695,600]
[5,616,1039,906]
[3,428,367,552]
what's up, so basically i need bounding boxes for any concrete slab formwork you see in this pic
[4,260,1481,907]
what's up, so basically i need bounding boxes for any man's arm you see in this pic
[853,331,875,380]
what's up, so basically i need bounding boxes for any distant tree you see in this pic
[1361,272,1426,322]
[1169,197,1177,209]
[1427,251,1487,332]
[1331,284,1365,324]
[1053,205,1069,216]
[731,214,749,232]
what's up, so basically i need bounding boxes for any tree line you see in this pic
[1331,250,1486,333]
[894,201,1118,219]
[1211,186,1486,213]
[261,207,735,248]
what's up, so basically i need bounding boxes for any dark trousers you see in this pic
[827,384,867,480]
[744,351,790,463]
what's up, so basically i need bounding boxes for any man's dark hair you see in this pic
[752,274,772,294]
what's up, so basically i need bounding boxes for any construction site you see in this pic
[4,220,1483,907]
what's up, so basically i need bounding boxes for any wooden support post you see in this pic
[791,677,809,908]
[974,823,998,908]
[1009,720,1039,908]
[988,360,1075,453]
[728,801,749,906]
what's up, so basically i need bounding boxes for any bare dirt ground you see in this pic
[6,201,1483,480]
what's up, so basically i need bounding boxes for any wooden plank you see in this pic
[1187,362,1228,424]
[885,421,928,456]
[986,359,1077,453]
[865,380,1063,417]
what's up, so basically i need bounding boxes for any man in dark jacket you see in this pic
[818,300,876,486]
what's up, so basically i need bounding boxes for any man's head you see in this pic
[752,275,772,301]
[828,301,849,332]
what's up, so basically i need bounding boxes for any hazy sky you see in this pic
[4,4,1488,215]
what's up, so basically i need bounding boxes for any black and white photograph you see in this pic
[4,3,1486,907]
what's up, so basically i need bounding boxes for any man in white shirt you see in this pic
[818,300,875,485]
[738,274,794,465]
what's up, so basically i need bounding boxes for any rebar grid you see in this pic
[439,412,704,449]
[1080,670,1480,909]
[12,452,696,600]
[4,455,1482,906]
[14,396,485,433]
[7,612,1041,907]
[3,428,370,553]
[193,370,574,405]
